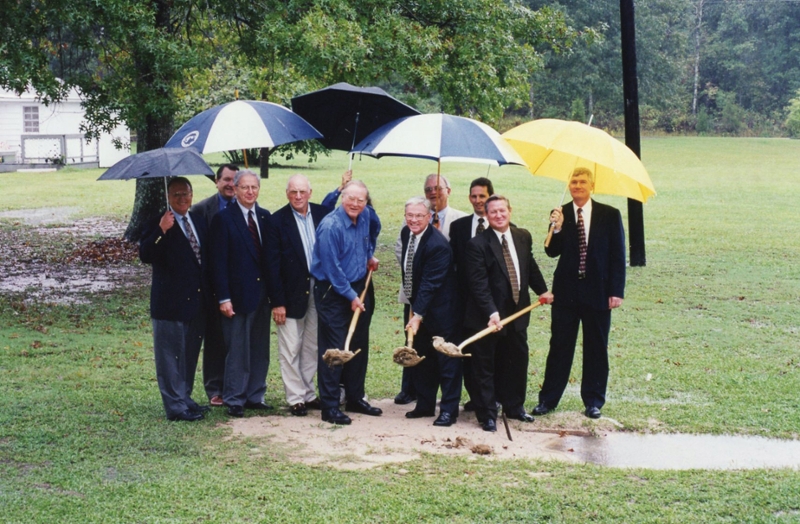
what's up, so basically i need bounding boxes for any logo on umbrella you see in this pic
[181,131,200,148]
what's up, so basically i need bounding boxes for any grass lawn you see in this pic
[1,137,799,522]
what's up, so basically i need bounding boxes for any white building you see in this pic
[0,85,129,170]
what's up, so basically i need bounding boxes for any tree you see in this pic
[784,90,800,138]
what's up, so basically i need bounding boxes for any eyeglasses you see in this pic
[424,185,446,193]
[405,213,430,221]
[344,195,367,205]
[169,192,192,198]
[237,185,260,192]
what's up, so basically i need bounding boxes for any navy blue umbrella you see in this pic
[97,148,214,181]
[165,100,322,154]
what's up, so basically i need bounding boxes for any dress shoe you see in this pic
[394,391,417,405]
[462,400,476,412]
[167,409,203,422]
[405,408,435,419]
[345,399,382,416]
[481,419,497,432]
[210,395,224,407]
[305,398,322,410]
[226,405,244,417]
[585,406,602,419]
[322,408,351,425]
[191,405,211,414]
[506,409,535,422]
[244,401,273,411]
[290,403,308,417]
[433,412,456,427]
[532,403,552,416]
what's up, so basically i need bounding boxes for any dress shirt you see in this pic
[310,205,378,302]
[217,193,234,213]
[492,228,520,291]
[471,214,486,238]
[573,198,592,242]
[292,207,316,271]
[431,206,449,228]
[171,208,200,247]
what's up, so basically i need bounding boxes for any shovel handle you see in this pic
[343,269,374,353]
[458,298,547,351]
[406,308,415,348]
[544,222,555,248]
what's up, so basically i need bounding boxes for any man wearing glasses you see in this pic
[310,181,382,425]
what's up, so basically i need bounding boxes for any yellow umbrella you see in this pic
[502,118,656,203]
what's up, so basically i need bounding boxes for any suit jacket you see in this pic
[464,226,548,333]
[449,214,475,294]
[191,193,230,228]
[139,211,208,322]
[545,200,626,311]
[266,203,330,319]
[210,203,271,315]
[400,225,458,335]
[436,206,468,240]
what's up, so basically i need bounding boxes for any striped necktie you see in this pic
[577,207,587,277]
[403,235,416,300]
[501,234,519,304]
[182,216,201,264]
[476,217,485,235]
[248,210,262,259]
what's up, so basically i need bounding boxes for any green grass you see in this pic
[2,138,800,522]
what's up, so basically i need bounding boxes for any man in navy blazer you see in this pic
[464,195,553,432]
[266,174,331,416]
[533,167,626,419]
[210,170,272,418]
[400,196,461,427]
[139,177,209,421]
[190,163,238,407]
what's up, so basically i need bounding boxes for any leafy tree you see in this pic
[784,90,800,138]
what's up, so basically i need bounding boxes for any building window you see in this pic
[24,106,39,133]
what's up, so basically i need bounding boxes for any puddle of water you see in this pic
[0,206,81,225]
[549,433,800,470]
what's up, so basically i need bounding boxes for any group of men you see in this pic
[140,163,625,432]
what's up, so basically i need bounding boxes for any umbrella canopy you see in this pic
[97,148,214,181]
[291,82,420,151]
[351,113,525,166]
[502,118,656,202]
[164,100,322,154]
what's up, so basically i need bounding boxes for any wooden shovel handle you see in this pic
[406,308,415,348]
[458,298,547,351]
[343,269,374,353]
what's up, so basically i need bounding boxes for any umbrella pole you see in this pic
[242,149,249,169]
[163,177,169,211]
[544,183,570,248]
[348,112,361,173]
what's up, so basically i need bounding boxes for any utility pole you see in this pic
[620,0,646,266]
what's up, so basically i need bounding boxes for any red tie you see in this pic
[248,210,262,260]
[577,208,587,277]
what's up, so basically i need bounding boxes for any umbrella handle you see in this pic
[343,269,373,353]
[458,298,547,351]
[544,222,555,248]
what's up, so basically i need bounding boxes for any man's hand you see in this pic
[406,315,422,335]
[549,207,564,231]
[272,306,287,325]
[339,170,353,191]
[367,257,379,272]
[219,301,235,318]
[351,297,366,312]
[609,297,623,309]
[488,312,502,331]
[159,210,175,234]
[540,291,555,304]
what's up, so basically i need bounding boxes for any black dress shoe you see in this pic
[463,400,476,412]
[226,405,244,417]
[585,406,602,419]
[244,401,273,411]
[532,403,552,416]
[345,399,382,416]
[322,408,351,425]
[405,408,435,419]
[305,398,322,410]
[506,409,535,422]
[167,409,203,422]
[290,403,308,417]
[394,391,417,405]
[481,419,497,432]
[433,412,456,427]
[191,405,211,414]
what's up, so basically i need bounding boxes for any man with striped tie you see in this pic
[533,167,626,420]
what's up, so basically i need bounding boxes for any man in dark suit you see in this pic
[400,196,461,427]
[533,167,626,419]
[266,174,330,416]
[210,170,272,418]
[448,177,493,412]
[464,195,553,432]
[139,177,210,421]
[190,163,238,407]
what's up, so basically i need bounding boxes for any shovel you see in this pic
[432,297,548,357]
[392,314,425,367]
[322,269,373,367]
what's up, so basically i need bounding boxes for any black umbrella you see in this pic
[291,82,420,163]
[98,147,215,204]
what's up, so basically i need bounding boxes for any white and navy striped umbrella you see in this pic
[165,100,323,154]
[350,113,525,167]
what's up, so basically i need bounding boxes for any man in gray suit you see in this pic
[191,164,238,407]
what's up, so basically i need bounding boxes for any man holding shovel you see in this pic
[464,195,553,432]
[310,180,382,425]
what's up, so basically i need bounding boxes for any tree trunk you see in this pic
[259,147,271,178]
[691,0,705,116]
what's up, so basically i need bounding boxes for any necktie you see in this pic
[403,235,416,300]
[476,217,485,235]
[247,210,262,259]
[577,207,587,277]
[432,211,440,230]
[182,216,201,264]
[501,234,519,304]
